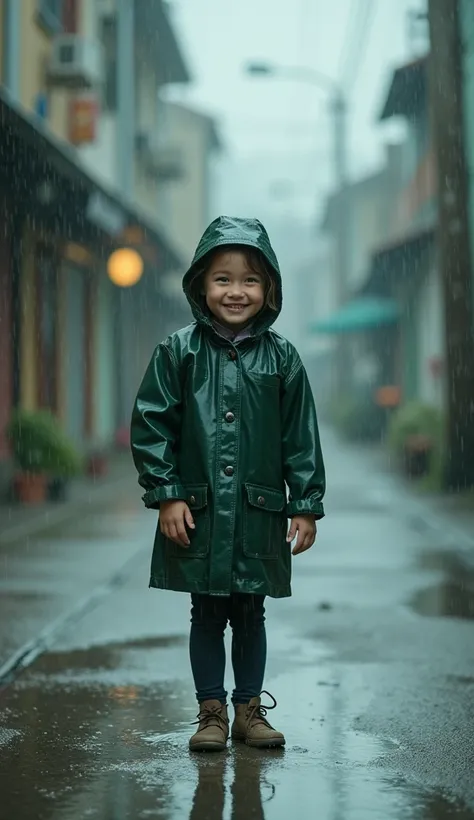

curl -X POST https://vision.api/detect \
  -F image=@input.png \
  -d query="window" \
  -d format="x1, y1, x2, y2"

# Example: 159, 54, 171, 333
101, 17, 117, 112
37, 0, 63, 35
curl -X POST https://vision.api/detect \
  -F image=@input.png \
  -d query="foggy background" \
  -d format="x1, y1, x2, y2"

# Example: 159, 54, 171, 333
166, 0, 427, 345
2, 3, 474, 818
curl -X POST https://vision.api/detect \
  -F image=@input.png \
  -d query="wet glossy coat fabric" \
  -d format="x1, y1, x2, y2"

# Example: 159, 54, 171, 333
131, 216, 325, 598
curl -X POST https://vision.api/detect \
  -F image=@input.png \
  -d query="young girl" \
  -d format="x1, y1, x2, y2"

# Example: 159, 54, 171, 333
131, 216, 325, 752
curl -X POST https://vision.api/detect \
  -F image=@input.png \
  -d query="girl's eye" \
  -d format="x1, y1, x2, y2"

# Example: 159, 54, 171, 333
215, 276, 229, 283
246, 277, 260, 284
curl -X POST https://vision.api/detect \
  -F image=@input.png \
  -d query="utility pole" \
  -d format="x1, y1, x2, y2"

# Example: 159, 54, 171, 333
331, 92, 350, 396
331, 92, 349, 303
246, 62, 351, 395
428, 0, 474, 489
116, 0, 136, 428
2, 0, 21, 101
117, 0, 135, 197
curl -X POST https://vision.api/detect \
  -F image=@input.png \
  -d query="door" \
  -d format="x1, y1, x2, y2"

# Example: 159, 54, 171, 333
65, 264, 86, 444
36, 245, 58, 413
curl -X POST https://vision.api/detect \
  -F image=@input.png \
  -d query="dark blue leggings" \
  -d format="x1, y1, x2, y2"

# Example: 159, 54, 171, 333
189, 593, 267, 705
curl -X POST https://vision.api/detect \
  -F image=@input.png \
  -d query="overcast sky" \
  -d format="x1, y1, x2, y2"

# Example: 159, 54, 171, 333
165, 1, 429, 340
167, 0, 428, 217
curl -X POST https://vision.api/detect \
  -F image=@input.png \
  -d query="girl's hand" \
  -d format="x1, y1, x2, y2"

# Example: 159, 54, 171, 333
287, 514, 317, 556
159, 500, 195, 547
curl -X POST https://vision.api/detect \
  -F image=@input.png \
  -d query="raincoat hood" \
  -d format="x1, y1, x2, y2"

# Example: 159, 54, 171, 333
182, 216, 282, 334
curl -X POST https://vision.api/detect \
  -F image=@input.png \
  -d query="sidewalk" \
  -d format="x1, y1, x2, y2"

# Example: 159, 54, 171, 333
331, 427, 474, 552
0, 452, 154, 680
0, 451, 134, 546
0, 456, 156, 684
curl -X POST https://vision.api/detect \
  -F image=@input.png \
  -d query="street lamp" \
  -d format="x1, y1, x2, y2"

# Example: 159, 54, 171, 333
246, 59, 351, 394
245, 61, 348, 188
107, 247, 144, 287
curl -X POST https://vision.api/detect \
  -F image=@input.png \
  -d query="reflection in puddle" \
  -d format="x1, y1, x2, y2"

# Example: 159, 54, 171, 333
1, 617, 474, 819
411, 552, 474, 620
0, 672, 472, 818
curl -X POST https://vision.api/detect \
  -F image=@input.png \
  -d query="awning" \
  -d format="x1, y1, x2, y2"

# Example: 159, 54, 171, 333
309, 297, 400, 335
379, 55, 428, 121
0, 88, 184, 270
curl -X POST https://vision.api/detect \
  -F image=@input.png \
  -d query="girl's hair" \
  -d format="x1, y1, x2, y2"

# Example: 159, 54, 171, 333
187, 245, 279, 313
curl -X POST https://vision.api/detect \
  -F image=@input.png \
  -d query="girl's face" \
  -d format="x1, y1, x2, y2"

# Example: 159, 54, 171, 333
203, 250, 265, 329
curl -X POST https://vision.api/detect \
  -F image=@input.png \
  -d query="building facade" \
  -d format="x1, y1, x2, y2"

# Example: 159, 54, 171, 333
317, 141, 405, 397
369, 55, 443, 408
0, 0, 212, 495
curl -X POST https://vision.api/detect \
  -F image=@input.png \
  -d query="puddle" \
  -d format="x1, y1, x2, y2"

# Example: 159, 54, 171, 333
2, 548, 474, 818
410, 552, 474, 620
21, 635, 186, 673
1, 648, 474, 818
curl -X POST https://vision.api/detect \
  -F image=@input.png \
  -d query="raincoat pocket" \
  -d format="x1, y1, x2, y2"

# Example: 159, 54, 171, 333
247, 373, 280, 389
243, 483, 286, 560
167, 484, 210, 558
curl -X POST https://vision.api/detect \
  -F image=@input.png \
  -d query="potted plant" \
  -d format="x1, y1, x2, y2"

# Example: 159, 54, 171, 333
46, 433, 83, 502
7, 409, 82, 504
388, 402, 444, 484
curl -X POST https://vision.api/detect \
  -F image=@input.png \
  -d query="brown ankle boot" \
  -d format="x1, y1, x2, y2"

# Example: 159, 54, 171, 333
189, 700, 229, 752
231, 691, 285, 748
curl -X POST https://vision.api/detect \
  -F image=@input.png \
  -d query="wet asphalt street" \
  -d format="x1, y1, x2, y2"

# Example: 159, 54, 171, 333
1, 430, 474, 819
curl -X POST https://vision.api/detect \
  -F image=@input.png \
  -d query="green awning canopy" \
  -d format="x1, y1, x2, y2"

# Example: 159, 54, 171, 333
309, 297, 400, 335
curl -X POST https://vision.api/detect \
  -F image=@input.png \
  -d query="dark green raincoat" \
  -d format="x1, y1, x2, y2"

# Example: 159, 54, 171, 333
131, 216, 325, 598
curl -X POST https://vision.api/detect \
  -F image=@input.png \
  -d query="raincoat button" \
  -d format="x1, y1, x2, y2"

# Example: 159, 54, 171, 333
225, 412, 235, 423
258, 496, 266, 506
228, 350, 237, 360
224, 466, 234, 476
189, 495, 196, 505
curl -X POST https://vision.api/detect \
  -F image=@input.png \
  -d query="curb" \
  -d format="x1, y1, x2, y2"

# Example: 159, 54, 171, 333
0, 540, 149, 688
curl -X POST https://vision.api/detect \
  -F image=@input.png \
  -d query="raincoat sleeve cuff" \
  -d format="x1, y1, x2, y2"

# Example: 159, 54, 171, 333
142, 484, 187, 509
287, 499, 325, 519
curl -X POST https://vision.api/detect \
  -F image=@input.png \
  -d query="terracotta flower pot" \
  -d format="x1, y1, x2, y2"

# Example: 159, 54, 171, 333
14, 472, 48, 504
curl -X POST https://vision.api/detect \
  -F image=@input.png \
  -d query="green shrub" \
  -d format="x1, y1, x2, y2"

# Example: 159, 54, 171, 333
388, 401, 445, 488
7, 409, 83, 477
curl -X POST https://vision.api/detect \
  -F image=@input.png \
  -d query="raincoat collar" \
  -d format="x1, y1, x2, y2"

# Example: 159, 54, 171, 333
212, 319, 255, 343
182, 216, 282, 337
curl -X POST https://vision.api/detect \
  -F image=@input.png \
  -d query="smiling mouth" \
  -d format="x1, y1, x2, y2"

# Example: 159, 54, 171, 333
223, 304, 247, 311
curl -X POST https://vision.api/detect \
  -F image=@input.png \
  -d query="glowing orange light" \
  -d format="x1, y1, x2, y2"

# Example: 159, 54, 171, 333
107, 248, 144, 287
375, 385, 401, 408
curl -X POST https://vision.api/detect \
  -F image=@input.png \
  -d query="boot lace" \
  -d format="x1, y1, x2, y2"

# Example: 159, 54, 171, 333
247, 690, 277, 728
192, 703, 227, 733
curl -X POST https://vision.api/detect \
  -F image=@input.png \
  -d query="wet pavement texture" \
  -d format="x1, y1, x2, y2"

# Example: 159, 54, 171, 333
1, 430, 474, 819
0, 474, 151, 670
